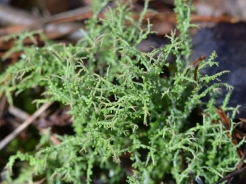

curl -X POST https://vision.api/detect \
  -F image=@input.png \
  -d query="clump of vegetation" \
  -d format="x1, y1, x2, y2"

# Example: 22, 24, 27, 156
0, 0, 241, 183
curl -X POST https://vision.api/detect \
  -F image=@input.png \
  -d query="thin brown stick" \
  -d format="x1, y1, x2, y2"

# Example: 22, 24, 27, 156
138, 11, 243, 24
0, 4, 88, 40
215, 107, 244, 158
8, 105, 61, 145
193, 56, 205, 81
0, 102, 52, 150
215, 165, 246, 184
0, 94, 7, 120
184, 55, 206, 77
215, 107, 231, 130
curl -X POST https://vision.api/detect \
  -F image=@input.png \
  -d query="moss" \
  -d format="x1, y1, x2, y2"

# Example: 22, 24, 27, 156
1, 0, 239, 183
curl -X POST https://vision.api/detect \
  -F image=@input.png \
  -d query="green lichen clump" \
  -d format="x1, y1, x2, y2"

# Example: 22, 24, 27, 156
0, 0, 240, 183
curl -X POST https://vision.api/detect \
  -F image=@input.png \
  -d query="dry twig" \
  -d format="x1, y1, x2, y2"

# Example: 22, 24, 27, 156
8, 105, 61, 145
0, 102, 52, 150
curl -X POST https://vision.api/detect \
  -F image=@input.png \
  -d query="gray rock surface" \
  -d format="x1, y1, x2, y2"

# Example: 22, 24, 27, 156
192, 23, 246, 117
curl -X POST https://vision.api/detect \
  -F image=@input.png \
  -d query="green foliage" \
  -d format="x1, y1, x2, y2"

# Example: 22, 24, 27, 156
0, 0, 240, 183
